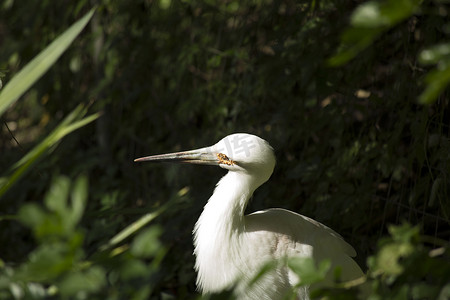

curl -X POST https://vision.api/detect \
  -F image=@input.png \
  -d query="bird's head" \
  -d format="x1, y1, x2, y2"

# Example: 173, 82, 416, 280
135, 133, 276, 184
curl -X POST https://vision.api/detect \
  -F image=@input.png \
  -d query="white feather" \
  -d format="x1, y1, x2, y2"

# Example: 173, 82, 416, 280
136, 133, 364, 299
192, 134, 364, 299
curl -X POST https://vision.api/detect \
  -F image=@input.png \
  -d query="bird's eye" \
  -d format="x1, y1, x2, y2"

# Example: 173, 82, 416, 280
217, 153, 234, 166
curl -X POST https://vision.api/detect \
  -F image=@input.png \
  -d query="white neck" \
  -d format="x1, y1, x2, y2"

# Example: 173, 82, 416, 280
193, 171, 257, 292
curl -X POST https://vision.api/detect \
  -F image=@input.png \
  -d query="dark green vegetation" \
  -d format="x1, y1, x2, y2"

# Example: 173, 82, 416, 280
0, 0, 449, 299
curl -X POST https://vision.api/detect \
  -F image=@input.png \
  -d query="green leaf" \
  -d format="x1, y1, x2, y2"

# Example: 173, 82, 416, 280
388, 223, 420, 243
418, 62, 450, 104
288, 257, 331, 286
130, 227, 163, 258
119, 259, 150, 280
0, 8, 95, 117
419, 43, 450, 65
70, 175, 88, 226
17, 243, 75, 281
369, 224, 419, 277
329, 0, 421, 66
438, 283, 450, 300
328, 27, 382, 66
99, 204, 168, 251
351, 0, 420, 28
0, 106, 100, 197
57, 266, 106, 297
374, 243, 414, 275
18, 204, 46, 229
351, 1, 389, 28
18, 177, 89, 240
44, 177, 71, 215
159, 0, 171, 9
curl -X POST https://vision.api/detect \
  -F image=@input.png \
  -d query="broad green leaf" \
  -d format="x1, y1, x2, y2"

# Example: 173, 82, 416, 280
438, 284, 450, 300
369, 224, 419, 276
119, 259, 150, 280
418, 59, 450, 104
159, 0, 171, 9
57, 266, 106, 297
351, 0, 421, 28
388, 223, 420, 243
18, 203, 64, 239
24, 283, 47, 298
288, 257, 331, 286
130, 227, 163, 258
329, 0, 421, 66
419, 43, 450, 65
45, 177, 71, 215
419, 65, 450, 104
351, 1, 388, 28
70, 175, 88, 226
328, 27, 382, 66
0, 8, 95, 117
373, 242, 413, 275
18, 203, 46, 229
17, 243, 75, 281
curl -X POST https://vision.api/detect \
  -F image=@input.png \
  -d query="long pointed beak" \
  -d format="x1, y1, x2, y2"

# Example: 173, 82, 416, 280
134, 147, 220, 165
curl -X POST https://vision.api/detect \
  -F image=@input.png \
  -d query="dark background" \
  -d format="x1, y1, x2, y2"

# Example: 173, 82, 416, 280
1, 0, 449, 299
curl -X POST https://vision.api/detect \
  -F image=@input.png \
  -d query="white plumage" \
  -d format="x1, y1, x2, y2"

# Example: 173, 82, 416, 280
135, 133, 364, 299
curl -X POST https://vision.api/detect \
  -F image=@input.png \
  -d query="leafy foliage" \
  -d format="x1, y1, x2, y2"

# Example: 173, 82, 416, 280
0, 0, 449, 299
330, 0, 450, 104
1, 175, 166, 299
367, 223, 450, 299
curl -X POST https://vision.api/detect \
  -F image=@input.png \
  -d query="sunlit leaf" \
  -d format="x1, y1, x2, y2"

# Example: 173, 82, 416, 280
70, 175, 88, 226
0, 8, 95, 117
18, 177, 89, 240
0, 8, 98, 197
18, 204, 46, 231
328, 27, 382, 66
288, 257, 331, 286
159, 0, 171, 9
419, 44, 450, 65
369, 224, 419, 277
388, 223, 420, 243
329, 0, 421, 66
45, 177, 71, 215
99, 207, 166, 251
0, 107, 100, 197
351, 1, 388, 28
17, 243, 75, 281
438, 283, 450, 300
374, 243, 414, 275
418, 65, 450, 104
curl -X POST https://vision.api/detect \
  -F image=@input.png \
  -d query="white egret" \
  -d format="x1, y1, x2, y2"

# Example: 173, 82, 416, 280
135, 133, 364, 300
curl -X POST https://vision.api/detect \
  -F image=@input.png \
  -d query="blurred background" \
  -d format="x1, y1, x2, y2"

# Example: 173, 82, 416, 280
0, 0, 449, 299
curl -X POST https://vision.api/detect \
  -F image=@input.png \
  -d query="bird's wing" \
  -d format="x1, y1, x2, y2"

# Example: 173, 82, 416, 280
244, 208, 365, 297
245, 208, 356, 257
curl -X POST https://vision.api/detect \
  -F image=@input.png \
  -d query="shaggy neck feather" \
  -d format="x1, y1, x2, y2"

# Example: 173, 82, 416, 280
193, 171, 257, 292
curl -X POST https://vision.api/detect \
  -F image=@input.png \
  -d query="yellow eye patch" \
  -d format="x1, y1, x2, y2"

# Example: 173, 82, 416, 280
217, 153, 234, 166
